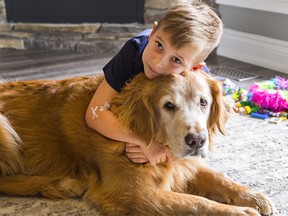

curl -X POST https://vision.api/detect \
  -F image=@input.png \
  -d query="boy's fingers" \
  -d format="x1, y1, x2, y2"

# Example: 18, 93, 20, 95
130, 158, 149, 163
167, 152, 176, 162
149, 160, 156, 166
125, 146, 142, 153
125, 151, 145, 159
160, 155, 166, 163
125, 152, 148, 164
156, 157, 161, 164
126, 143, 139, 147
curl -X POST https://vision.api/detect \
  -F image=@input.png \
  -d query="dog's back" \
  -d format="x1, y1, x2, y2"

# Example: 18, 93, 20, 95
0, 76, 105, 178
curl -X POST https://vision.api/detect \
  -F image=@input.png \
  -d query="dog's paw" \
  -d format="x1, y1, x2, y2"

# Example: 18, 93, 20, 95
57, 178, 88, 198
231, 206, 261, 216
213, 203, 261, 216
234, 190, 274, 216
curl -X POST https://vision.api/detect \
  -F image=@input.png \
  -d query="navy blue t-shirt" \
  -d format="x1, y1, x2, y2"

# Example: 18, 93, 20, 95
103, 29, 210, 92
103, 29, 151, 92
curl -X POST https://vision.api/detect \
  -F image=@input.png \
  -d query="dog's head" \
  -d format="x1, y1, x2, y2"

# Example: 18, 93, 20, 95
112, 71, 229, 159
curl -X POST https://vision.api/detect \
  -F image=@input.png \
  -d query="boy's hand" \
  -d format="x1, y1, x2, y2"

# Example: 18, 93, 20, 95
125, 143, 148, 164
125, 140, 175, 166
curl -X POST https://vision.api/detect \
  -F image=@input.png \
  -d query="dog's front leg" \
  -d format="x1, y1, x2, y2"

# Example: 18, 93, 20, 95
85, 186, 261, 215
128, 190, 264, 216
186, 167, 274, 215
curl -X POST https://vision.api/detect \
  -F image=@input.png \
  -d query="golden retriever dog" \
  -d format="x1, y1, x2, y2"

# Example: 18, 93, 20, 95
0, 71, 273, 215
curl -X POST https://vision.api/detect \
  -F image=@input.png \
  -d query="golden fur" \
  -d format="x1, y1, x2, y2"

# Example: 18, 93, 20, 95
0, 71, 273, 215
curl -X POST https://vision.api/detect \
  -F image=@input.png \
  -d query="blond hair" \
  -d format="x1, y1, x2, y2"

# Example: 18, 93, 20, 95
155, 0, 223, 62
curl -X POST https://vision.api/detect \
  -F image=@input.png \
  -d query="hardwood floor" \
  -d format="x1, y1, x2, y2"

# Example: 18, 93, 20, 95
0, 49, 112, 81
0, 48, 287, 89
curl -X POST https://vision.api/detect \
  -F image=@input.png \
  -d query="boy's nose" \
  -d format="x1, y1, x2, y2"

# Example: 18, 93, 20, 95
154, 56, 166, 69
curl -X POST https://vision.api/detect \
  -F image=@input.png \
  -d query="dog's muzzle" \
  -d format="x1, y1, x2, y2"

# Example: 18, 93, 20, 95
184, 132, 207, 158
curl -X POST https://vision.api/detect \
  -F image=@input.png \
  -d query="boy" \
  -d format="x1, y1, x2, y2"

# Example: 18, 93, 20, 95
85, 0, 223, 166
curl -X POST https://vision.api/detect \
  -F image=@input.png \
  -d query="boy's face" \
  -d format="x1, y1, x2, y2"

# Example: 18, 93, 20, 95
142, 24, 203, 80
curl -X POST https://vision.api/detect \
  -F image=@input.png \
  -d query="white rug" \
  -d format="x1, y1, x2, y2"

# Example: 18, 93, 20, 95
0, 111, 287, 215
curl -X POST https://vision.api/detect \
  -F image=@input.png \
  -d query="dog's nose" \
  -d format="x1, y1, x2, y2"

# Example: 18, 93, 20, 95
185, 132, 206, 149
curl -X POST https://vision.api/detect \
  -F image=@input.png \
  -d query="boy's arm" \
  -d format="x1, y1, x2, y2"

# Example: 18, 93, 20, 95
86, 78, 145, 146
85, 78, 174, 165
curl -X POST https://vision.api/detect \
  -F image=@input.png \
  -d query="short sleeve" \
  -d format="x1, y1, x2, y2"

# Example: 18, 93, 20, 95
103, 41, 138, 92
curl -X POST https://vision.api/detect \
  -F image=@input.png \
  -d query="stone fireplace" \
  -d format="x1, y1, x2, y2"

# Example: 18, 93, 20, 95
0, 0, 218, 52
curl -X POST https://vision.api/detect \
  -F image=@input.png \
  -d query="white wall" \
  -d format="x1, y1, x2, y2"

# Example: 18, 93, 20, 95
216, 0, 288, 15
216, 0, 288, 73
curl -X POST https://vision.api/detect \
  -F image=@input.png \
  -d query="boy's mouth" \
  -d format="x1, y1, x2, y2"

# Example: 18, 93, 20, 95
149, 65, 160, 75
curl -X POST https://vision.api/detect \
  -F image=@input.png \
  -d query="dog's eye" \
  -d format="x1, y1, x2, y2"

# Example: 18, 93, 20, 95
164, 102, 175, 111
200, 99, 207, 107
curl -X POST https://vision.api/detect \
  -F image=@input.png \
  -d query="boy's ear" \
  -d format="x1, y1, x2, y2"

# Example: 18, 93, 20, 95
148, 21, 158, 40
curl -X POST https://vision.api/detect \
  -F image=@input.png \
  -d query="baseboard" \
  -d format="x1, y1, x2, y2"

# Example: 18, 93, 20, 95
217, 28, 288, 74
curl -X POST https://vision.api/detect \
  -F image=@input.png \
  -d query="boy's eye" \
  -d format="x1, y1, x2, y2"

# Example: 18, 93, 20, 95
171, 56, 181, 64
156, 41, 163, 51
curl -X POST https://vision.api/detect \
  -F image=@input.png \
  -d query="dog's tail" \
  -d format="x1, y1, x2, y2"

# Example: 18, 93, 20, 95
0, 113, 23, 176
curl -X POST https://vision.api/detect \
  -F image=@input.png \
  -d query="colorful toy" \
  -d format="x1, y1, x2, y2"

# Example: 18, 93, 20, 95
244, 106, 252, 114
269, 117, 283, 124
233, 100, 258, 115
233, 88, 247, 101
232, 76, 288, 124
248, 76, 288, 112
221, 78, 238, 95
250, 112, 269, 120
257, 109, 287, 117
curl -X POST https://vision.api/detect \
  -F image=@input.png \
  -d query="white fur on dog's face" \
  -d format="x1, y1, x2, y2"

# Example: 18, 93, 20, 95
158, 73, 212, 159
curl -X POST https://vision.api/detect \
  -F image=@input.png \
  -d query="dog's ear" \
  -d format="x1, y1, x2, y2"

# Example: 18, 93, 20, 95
207, 77, 231, 136
111, 74, 156, 145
